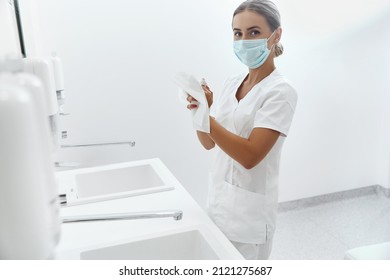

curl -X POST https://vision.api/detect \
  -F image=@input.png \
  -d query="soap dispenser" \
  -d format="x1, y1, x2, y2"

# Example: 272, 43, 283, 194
0, 58, 60, 259
23, 56, 60, 152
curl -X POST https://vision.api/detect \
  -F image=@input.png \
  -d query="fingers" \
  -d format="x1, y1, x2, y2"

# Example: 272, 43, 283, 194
186, 94, 197, 103
202, 84, 213, 95
201, 85, 213, 108
186, 85, 213, 110
187, 103, 198, 110
186, 94, 198, 110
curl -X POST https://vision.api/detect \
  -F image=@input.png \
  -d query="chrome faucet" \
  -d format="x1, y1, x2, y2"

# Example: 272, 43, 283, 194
61, 141, 136, 148
62, 210, 183, 223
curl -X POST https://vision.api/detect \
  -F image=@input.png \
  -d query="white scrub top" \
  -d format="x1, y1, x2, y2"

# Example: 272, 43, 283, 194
207, 69, 297, 244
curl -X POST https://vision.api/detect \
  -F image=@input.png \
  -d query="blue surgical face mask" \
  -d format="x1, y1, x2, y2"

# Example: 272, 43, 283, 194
233, 31, 276, 69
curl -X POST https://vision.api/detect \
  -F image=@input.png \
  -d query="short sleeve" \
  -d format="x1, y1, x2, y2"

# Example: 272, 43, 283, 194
253, 82, 297, 137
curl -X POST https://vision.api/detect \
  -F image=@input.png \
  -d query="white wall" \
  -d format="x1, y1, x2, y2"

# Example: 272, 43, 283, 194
385, 29, 390, 190
32, 0, 390, 206
0, 0, 21, 56
277, 6, 390, 201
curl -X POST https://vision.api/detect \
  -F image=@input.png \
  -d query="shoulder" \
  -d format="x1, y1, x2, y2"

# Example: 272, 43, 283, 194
266, 71, 298, 109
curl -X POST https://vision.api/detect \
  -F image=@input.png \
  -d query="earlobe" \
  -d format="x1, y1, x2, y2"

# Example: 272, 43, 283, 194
273, 36, 279, 45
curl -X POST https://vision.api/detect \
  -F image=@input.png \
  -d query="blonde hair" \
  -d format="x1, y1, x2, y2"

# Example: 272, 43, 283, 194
234, 0, 284, 57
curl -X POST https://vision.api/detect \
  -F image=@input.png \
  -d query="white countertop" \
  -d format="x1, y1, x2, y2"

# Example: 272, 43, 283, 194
54, 158, 243, 259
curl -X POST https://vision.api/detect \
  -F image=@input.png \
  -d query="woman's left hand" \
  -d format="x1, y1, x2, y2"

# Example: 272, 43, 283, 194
202, 84, 213, 108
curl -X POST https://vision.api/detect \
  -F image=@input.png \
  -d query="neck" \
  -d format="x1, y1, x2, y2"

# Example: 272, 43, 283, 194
246, 55, 276, 85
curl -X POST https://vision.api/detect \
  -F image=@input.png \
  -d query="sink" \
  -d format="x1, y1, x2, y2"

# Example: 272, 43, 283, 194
56, 226, 243, 260
81, 229, 219, 260
79, 226, 240, 260
57, 160, 174, 206
75, 164, 165, 198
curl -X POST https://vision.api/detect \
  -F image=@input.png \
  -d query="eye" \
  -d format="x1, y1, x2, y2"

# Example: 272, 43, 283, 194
233, 31, 242, 38
250, 30, 260, 37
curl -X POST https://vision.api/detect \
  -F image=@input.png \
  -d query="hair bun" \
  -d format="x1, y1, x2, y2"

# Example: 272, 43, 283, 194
274, 42, 284, 57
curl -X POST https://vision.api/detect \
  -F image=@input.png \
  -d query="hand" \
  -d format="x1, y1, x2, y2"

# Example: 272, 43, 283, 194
202, 84, 213, 108
186, 94, 198, 110
186, 84, 213, 110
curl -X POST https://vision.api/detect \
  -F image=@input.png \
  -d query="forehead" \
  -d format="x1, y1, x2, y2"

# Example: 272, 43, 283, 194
232, 10, 269, 30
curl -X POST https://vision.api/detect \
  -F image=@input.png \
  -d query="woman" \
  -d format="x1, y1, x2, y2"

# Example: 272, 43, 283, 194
187, 0, 297, 259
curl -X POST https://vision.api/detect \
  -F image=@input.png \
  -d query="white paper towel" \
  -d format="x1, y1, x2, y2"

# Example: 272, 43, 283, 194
173, 72, 210, 133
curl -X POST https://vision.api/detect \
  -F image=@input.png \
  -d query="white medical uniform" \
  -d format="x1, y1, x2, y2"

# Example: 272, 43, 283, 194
207, 69, 297, 259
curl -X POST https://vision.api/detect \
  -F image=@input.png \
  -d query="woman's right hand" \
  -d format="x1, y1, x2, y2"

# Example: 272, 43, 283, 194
186, 94, 198, 110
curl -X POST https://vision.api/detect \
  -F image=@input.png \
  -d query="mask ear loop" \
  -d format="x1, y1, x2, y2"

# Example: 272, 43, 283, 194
267, 29, 278, 52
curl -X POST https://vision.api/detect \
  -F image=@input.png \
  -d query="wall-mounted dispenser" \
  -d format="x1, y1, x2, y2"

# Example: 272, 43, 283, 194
0, 58, 60, 259
23, 56, 60, 152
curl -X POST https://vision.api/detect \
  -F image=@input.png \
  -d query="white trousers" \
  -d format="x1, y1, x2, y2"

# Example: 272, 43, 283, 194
230, 235, 274, 260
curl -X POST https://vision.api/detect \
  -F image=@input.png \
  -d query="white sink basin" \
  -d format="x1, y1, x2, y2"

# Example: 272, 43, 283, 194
74, 225, 243, 260
80, 229, 220, 260
57, 160, 174, 206
57, 225, 243, 260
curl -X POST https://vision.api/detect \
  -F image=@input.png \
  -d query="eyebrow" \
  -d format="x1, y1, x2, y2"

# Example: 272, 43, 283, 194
233, 26, 262, 31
